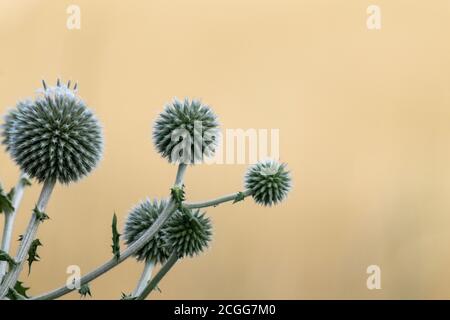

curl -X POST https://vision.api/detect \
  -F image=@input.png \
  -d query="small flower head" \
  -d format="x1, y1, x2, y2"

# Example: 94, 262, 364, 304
1, 79, 103, 184
164, 208, 212, 258
153, 98, 220, 164
123, 199, 170, 264
245, 160, 291, 206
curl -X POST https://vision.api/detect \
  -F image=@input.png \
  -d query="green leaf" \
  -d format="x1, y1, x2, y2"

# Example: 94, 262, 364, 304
0, 185, 14, 214
120, 292, 136, 300
171, 185, 185, 207
111, 213, 121, 261
33, 206, 49, 222
233, 191, 246, 204
0, 250, 17, 269
27, 239, 43, 275
6, 288, 26, 300
78, 283, 92, 298
6, 281, 30, 299
7, 187, 15, 202
20, 177, 32, 187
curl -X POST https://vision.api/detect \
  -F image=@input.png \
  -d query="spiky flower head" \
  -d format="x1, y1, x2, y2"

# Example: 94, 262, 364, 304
153, 98, 220, 164
123, 199, 170, 264
1, 79, 103, 184
164, 209, 212, 258
245, 160, 291, 206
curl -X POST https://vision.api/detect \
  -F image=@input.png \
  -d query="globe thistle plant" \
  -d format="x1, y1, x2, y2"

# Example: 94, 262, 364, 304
164, 209, 212, 258
1, 79, 103, 184
153, 98, 219, 164
245, 160, 291, 206
123, 199, 170, 264
0, 89, 292, 300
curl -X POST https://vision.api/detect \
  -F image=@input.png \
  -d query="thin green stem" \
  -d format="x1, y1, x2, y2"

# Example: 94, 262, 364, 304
132, 259, 154, 297
185, 189, 253, 209
137, 252, 178, 300
0, 178, 55, 298
32, 164, 187, 300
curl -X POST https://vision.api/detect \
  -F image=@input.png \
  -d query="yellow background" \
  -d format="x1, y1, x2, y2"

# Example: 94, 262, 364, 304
1, 0, 450, 299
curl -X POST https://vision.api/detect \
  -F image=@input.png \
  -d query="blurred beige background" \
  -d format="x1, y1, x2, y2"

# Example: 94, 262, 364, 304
0, 0, 450, 299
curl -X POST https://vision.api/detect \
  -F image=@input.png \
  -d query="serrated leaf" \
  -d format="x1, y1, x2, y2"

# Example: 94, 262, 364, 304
233, 191, 246, 204
111, 213, 121, 261
27, 239, 43, 275
120, 292, 136, 300
0, 185, 14, 214
6, 288, 26, 300
8, 281, 30, 299
33, 206, 49, 222
78, 283, 92, 298
7, 187, 15, 202
20, 177, 32, 187
171, 185, 185, 207
0, 250, 17, 269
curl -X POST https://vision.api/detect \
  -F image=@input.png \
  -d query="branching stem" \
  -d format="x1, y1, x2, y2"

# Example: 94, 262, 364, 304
0, 178, 55, 298
32, 164, 187, 300
0, 173, 29, 282
137, 252, 178, 300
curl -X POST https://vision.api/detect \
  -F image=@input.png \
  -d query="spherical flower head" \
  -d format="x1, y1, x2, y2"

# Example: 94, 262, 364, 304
164, 208, 212, 258
123, 199, 170, 264
245, 160, 291, 206
153, 98, 220, 164
1, 80, 103, 184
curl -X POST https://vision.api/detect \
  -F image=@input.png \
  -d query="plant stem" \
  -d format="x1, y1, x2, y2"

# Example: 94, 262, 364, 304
0, 173, 29, 282
137, 252, 178, 300
31, 164, 187, 300
185, 189, 253, 209
132, 260, 154, 297
0, 178, 55, 298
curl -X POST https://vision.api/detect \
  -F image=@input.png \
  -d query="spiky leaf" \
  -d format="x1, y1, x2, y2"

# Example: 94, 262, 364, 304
233, 191, 246, 204
111, 213, 121, 261
0, 185, 14, 214
79, 283, 92, 298
27, 239, 42, 274
120, 292, 136, 300
171, 185, 185, 207
6, 281, 30, 300
0, 250, 17, 269
6, 288, 26, 300
33, 206, 49, 222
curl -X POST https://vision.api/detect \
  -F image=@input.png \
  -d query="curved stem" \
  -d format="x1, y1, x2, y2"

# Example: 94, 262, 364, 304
185, 189, 252, 209
0, 173, 30, 281
132, 260, 154, 297
32, 164, 187, 300
137, 252, 178, 300
0, 178, 55, 298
